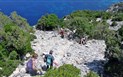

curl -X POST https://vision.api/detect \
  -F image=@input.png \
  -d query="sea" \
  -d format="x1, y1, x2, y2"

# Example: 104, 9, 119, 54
0, 0, 123, 25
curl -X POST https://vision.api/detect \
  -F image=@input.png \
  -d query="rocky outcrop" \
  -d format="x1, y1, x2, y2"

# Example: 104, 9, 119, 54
10, 30, 106, 77
107, 2, 123, 13
107, 19, 123, 30
32, 30, 106, 76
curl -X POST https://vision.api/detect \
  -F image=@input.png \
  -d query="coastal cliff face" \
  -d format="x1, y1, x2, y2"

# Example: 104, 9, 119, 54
2, 2, 123, 77
107, 2, 123, 13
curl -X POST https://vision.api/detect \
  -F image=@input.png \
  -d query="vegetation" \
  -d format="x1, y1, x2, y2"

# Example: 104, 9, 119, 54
62, 10, 112, 39
36, 14, 59, 30
84, 71, 100, 77
0, 2, 123, 76
35, 9, 122, 77
66, 10, 123, 77
0, 12, 34, 76
35, 9, 123, 77
110, 21, 117, 26
63, 10, 123, 77
104, 26, 123, 77
43, 64, 81, 77
10, 11, 34, 33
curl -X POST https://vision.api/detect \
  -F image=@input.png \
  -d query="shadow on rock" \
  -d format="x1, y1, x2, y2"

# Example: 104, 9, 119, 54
41, 65, 47, 71
84, 60, 106, 76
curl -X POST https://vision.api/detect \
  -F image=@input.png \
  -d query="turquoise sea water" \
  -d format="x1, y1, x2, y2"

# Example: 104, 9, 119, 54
0, 0, 122, 25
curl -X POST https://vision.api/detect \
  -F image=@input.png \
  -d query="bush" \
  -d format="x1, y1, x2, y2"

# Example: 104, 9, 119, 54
84, 71, 100, 77
36, 14, 59, 30
104, 59, 123, 77
3, 23, 33, 56
62, 10, 123, 77
118, 26, 123, 38
0, 12, 34, 76
9, 50, 18, 60
104, 22, 123, 77
0, 60, 20, 77
43, 64, 81, 77
110, 21, 117, 26
112, 17, 123, 21
10, 11, 33, 32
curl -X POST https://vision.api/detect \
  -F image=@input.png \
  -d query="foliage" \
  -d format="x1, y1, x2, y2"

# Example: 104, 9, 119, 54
111, 21, 117, 26
61, 10, 123, 77
67, 10, 111, 20
9, 50, 18, 60
63, 10, 113, 40
118, 25, 123, 39
84, 71, 100, 77
3, 23, 32, 56
63, 17, 94, 38
104, 25, 123, 77
104, 59, 123, 77
0, 12, 34, 76
0, 12, 12, 28
103, 2, 123, 76
43, 64, 81, 77
36, 14, 59, 30
10, 11, 34, 32
0, 60, 20, 77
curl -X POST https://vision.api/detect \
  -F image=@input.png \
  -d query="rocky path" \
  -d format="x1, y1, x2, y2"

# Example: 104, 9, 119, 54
10, 30, 106, 77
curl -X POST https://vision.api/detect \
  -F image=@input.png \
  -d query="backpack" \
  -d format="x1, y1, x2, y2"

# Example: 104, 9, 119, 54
45, 55, 53, 65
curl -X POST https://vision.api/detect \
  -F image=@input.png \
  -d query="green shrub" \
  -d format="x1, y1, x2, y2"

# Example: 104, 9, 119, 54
3, 23, 33, 56
118, 26, 123, 38
84, 71, 100, 77
10, 11, 33, 32
110, 21, 117, 26
43, 64, 81, 77
112, 17, 123, 21
0, 60, 20, 77
104, 59, 123, 77
36, 14, 59, 30
61, 10, 123, 77
9, 50, 18, 60
0, 12, 12, 27
104, 22, 123, 77
30, 34, 37, 41
0, 12, 34, 76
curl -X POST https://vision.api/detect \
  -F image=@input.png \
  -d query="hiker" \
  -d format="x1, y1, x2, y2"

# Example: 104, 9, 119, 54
26, 53, 41, 76
44, 50, 58, 69
80, 34, 88, 45
68, 29, 76, 40
59, 28, 64, 38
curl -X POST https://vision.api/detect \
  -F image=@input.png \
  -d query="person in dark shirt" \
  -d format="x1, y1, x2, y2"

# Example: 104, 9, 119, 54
44, 50, 58, 69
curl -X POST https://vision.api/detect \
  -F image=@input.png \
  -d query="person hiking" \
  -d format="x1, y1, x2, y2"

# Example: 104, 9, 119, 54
26, 53, 40, 76
44, 50, 58, 69
59, 28, 64, 38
